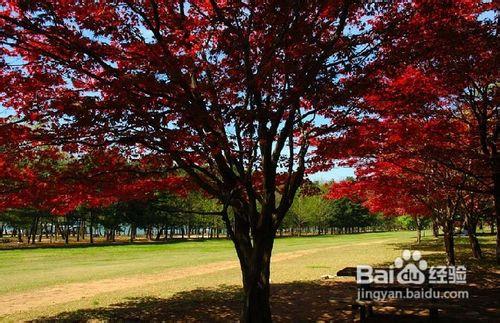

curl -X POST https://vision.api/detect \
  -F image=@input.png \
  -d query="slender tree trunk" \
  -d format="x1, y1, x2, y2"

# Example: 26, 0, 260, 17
49, 221, 54, 242
130, 224, 136, 242
89, 211, 94, 244
44, 222, 49, 239
38, 221, 44, 242
30, 216, 39, 245
17, 228, 23, 243
493, 162, 500, 264
443, 219, 455, 266
81, 218, 85, 240
76, 218, 81, 242
465, 216, 482, 260
155, 227, 161, 241
432, 217, 439, 238
65, 222, 70, 244
416, 216, 422, 244
467, 229, 482, 260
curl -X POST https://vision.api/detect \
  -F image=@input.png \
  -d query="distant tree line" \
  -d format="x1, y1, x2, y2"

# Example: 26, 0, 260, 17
0, 184, 442, 245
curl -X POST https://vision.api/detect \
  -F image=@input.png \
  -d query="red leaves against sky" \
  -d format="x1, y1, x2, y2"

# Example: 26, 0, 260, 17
325, 0, 496, 217
0, 0, 496, 216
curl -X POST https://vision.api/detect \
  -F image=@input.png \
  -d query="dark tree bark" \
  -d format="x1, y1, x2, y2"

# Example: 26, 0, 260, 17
163, 226, 168, 241
443, 219, 455, 266
241, 239, 273, 323
464, 212, 482, 260
130, 223, 137, 242
494, 163, 500, 264
65, 223, 70, 244
76, 218, 81, 242
229, 211, 275, 323
416, 216, 422, 244
432, 218, 439, 238
89, 211, 94, 244
467, 227, 482, 260
17, 228, 23, 243
29, 216, 39, 245
38, 222, 44, 242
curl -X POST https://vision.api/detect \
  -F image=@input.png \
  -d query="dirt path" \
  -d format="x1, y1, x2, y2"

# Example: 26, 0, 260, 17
0, 240, 390, 316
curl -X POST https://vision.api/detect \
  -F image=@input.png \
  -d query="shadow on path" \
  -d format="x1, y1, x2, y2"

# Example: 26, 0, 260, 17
32, 278, 499, 322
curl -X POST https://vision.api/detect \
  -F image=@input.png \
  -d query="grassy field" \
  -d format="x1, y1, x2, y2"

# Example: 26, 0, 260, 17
0, 231, 497, 321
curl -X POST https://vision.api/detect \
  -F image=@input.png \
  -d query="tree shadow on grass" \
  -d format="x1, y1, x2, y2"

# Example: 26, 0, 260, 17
31, 281, 354, 322
31, 278, 499, 322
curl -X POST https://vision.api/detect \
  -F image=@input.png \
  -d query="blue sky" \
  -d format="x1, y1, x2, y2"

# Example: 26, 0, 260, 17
0, 101, 355, 182
0, 17, 359, 183
308, 167, 354, 183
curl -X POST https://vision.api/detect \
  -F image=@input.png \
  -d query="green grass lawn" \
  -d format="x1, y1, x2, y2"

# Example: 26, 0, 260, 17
0, 231, 496, 321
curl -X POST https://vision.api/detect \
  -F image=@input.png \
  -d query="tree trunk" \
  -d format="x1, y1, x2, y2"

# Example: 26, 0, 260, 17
30, 216, 39, 245
65, 223, 70, 244
89, 211, 94, 244
416, 216, 422, 244
240, 237, 273, 323
443, 219, 455, 266
432, 217, 439, 238
464, 215, 482, 260
494, 163, 500, 264
468, 230, 482, 260
76, 218, 81, 242
130, 224, 137, 242
17, 228, 23, 243
38, 222, 44, 242
221, 206, 275, 323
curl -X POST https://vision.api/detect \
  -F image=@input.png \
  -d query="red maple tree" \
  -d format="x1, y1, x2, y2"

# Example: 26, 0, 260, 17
323, 0, 497, 264
1, 0, 496, 319
0, 1, 380, 319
